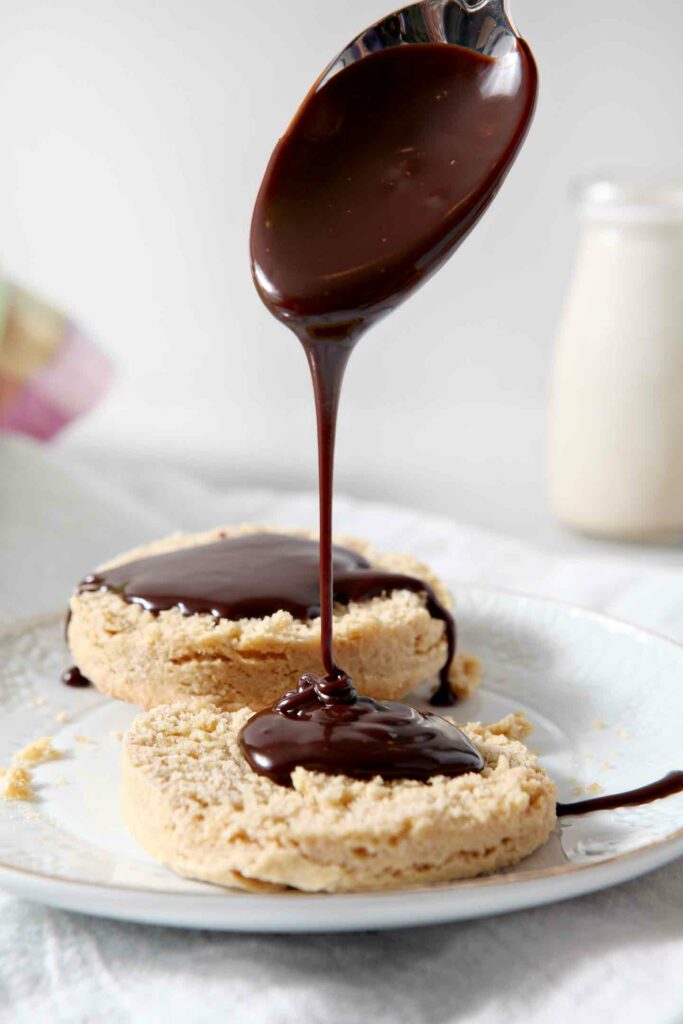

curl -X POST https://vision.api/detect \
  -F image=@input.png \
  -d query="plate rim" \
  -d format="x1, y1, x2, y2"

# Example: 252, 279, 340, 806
2, 831, 683, 932
1, 586, 682, 927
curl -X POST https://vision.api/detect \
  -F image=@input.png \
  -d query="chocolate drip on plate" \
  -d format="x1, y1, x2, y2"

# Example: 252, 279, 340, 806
61, 666, 91, 688
557, 771, 683, 817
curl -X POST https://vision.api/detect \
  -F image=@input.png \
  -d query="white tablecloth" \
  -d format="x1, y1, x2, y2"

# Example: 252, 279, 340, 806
1, 436, 682, 1024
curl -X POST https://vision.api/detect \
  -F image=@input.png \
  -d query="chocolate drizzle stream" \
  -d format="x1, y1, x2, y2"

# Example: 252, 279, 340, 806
238, 38, 538, 784
557, 771, 683, 817
250, 39, 535, 685
298, 335, 456, 705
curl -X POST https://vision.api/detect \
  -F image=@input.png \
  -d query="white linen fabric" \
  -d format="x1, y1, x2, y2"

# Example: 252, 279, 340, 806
1, 436, 681, 1024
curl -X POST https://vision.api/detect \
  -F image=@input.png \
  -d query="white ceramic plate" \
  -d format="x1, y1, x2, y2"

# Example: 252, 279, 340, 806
1, 585, 682, 932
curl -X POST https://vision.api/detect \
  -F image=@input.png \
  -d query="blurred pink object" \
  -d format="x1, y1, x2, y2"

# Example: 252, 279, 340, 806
0, 281, 113, 441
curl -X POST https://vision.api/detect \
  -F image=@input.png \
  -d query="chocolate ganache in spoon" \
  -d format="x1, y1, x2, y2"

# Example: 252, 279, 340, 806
239, 2, 538, 785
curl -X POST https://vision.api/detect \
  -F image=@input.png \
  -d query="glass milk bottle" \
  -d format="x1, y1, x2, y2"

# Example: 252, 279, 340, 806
549, 179, 683, 540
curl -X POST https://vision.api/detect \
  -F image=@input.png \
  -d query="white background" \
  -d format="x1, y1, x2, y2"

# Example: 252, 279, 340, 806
0, 0, 681, 546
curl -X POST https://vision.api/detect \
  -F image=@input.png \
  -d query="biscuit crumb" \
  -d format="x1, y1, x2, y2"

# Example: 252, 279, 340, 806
483, 712, 533, 742
592, 719, 607, 730
617, 729, 631, 739
53, 775, 69, 787
572, 786, 585, 796
31, 695, 46, 708
599, 761, 614, 772
587, 783, 604, 795
56, 711, 69, 724
1, 766, 34, 801
110, 730, 124, 742
13, 737, 61, 767
75, 735, 96, 745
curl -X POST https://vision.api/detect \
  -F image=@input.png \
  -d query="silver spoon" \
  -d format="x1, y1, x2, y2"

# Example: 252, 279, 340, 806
251, 0, 537, 327
318, 0, 532, 91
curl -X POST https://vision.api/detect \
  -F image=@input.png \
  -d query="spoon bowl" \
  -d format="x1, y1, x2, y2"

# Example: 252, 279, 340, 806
251, 0, 537, 334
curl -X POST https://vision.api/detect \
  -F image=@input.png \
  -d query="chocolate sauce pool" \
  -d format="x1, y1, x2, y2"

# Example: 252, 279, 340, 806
240, 38, 538, 783
79, 534, 372, 620
240, 674, 484, 786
